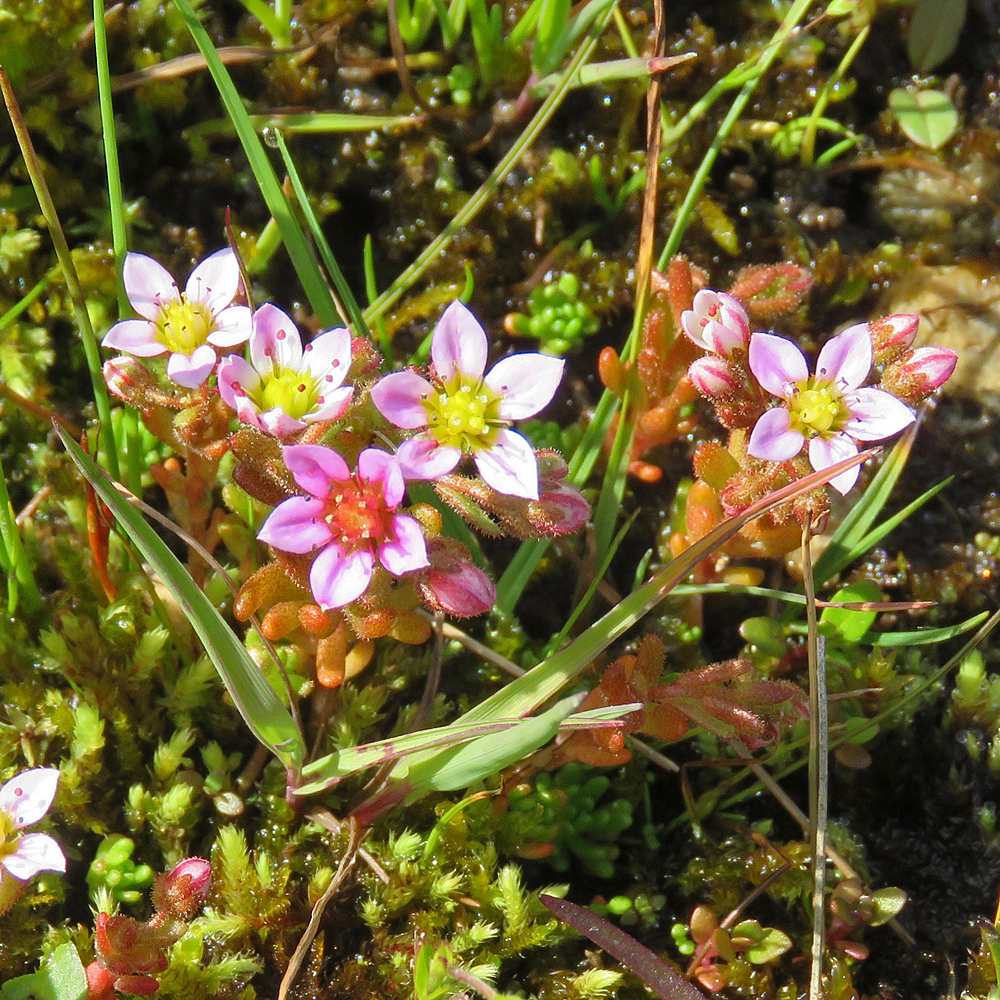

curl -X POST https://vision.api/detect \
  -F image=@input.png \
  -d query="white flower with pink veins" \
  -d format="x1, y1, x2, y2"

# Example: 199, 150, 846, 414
217, 304, 354, 437
102, 249, 251, 388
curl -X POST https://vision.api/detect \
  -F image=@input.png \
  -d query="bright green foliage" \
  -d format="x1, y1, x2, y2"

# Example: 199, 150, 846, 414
499, 763, 634, 879
506, 273, 600, 356
86, 834, 155, 906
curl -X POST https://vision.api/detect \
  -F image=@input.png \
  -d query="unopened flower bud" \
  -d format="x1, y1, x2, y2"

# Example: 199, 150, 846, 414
532, 480, 590, 535
688, 355, 740, 398
880, 346, 957, 402
103, 356, 177, 409
421, 538, 496, 617
869, 313, 919, 364
151, 857, 212, 919
423, 562, 496, 617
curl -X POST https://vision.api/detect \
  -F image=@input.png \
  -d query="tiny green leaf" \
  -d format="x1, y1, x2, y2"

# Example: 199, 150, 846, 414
0, 943, 88, 1000
907, 0, 967, 72
869, 887, 908, 926
889, 88, 958, 150
820, 581, 881, 645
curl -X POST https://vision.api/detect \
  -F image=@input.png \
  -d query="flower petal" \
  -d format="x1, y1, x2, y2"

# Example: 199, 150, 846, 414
257, 408, 307, 438
282, 444, 349, 497
747, 406, 805, 461
123, 252, 179, 321
303, 327, 352, 385
431, 301, 488, 380
370, 371, 434, 429
0, 769, 59, 827
842, 387, 915, 441
748, 333, 808, 398
1, 833, 66, 881
357, 449, 404, 507
185, 247, 240, 313
378, 514, 429, 576
250, 304, 303, 372
166, 344, 217, 388
306, 385, 354, 424
257, 496, 333, 553
808, 434, 860, 495
216, 355, 260, 412
310, 543, 374, 609
207, 305, 253, 348
485, 353, 564, 419
816, 323, 872, 392
101, 319, 165, 357
474, 429, 539, 499
396, 435, 461, 480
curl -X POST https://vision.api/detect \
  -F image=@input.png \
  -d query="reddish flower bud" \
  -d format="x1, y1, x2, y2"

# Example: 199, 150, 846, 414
868, 313, 919, 364
424, 562, 496, 617
532, 480, 590, 535
152, 857, 212, 919
688, 355, 740, 399
880, 346, 958, 402
102, 357, 178, 410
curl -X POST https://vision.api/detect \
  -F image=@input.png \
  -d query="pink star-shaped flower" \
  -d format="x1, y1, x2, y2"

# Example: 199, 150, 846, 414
258, 445, 429, 609
370, 301, 564, 500
217, 304, 354, 437
746, 325, 915, 494
102, 249, 251, 388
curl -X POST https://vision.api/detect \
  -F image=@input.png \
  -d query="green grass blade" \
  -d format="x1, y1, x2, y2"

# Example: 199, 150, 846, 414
362, 0, 619, 324
57, 426, 305, 771
172, 0, 339, 328
296, 699, 629, 796
269, 128, 369, 338
823, 477, 951, 582
0, 69, 119, 482
811, 425, 918, 585
185, 111, 424, 139
92, 0, 129, 318
861, 611, 989, 647
495, 388, 618, 614
397, 450, 875, 795
0, 452, 41, 614
545, 512, 636, 655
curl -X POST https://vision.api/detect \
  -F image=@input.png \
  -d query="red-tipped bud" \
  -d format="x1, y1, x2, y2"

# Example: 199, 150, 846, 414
152, 857, 212, 919
424, 562, 496, 617
533, 480, 590, 534
102, 357, 178, 409
869, 313, 919, 364
881, 346, 958, 402
688, 355, 740, 398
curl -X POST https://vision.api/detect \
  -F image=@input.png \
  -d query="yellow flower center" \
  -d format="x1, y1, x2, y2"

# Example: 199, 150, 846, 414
422, 376, 503, 451
154, 297, 216, 355
255, 369, 321, 420
787, 380, 850, 438
0, 809, 17, 861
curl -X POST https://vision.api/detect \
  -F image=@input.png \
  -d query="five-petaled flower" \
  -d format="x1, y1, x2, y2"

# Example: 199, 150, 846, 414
746, 325, 915, 494
0, 768, 65, 914
258, 445, 429, 609
217, 304, 354, 437
680, 290, 752, 357
370, 301, 564, 500
102, 249, 251, 388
